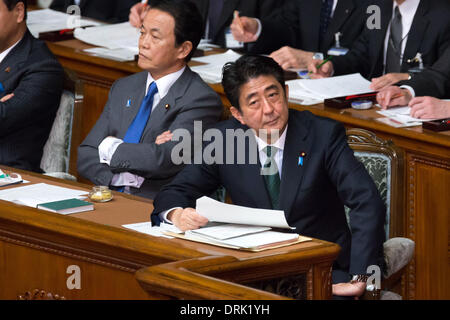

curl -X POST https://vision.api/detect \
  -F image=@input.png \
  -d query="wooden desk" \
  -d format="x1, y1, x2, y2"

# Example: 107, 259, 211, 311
46, 40, 450, 299
0, 167, 339, 300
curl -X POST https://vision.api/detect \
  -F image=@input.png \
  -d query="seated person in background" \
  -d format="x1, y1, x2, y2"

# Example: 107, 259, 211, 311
377, 45, 450, 113
0, 0, 63, 172
77, 0, 223, 199
151, 55, 386, 299
50, 0, 139, 23
231, 0, 369, 70
308, 0, 450, 91
129, 0, 285, 48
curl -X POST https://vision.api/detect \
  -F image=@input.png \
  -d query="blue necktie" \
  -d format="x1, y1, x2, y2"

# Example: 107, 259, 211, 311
319, 0, 334, 45
123, 81, 158, 143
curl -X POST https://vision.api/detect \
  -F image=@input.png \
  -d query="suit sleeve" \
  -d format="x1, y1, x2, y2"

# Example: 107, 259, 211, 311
109, 85, 223, 179
77, 82, 117, 186
324, 122, 386, 275
150, 159, 221, 226
0, 58, 63, 138
248, 1, 299, 54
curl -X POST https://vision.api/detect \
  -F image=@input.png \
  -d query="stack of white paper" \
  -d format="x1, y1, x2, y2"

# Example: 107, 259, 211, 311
377, 106, 426, 127
74, 22, 140, 58
286, 73, 373, 105
0, 183, 88, 208
122, 222, 175, 239
27, 9, 101, 38
191, 50, 242, 83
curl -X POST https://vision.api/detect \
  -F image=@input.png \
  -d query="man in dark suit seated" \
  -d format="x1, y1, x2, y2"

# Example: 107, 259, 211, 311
0, 0, 63, 172
151, 55, 386, 299
230, 0, 368, 70
309, 0, 450, 91
77, 0, 223, 199
50, 0, 140, 23
376, 45, 450, 115
129, 0, 285, 48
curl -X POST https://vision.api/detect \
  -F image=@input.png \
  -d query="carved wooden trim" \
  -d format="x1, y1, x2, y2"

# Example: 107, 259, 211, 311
247, 274, 307, 300
307, 268, 313, 300
0, 231, 140, 273
18, 289, 66, 300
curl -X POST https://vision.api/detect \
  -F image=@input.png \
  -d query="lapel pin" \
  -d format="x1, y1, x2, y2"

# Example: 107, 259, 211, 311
126, 99, 131, 107
165, 104, 170, 110
5, 67, 11, 73
298, 152, 306, 166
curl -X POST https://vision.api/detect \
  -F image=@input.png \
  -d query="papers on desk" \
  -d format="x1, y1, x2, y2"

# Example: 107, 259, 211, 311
27, 9, 101, 38
122, 222, 175, 239
376, 106, 427, 127
286, 73, 373, 105
0, 183, 88, 209
191, 50, 242, 83
74, 22, 140, 61
196, 196, 294, 229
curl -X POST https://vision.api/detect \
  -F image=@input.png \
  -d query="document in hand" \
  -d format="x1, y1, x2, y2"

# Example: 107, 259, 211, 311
163, 197, 311, 251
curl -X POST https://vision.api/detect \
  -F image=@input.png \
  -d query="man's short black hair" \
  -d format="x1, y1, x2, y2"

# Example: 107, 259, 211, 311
3, 0, 27, 19
222, 55, 286, 111
149, 0, 203, 62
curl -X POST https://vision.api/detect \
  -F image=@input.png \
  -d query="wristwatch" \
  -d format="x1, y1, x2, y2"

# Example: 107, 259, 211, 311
313, 52, 324, 60
350, 274, 369, 284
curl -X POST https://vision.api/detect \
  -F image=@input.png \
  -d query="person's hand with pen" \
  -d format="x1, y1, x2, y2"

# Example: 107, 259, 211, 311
307, 57, 334, 78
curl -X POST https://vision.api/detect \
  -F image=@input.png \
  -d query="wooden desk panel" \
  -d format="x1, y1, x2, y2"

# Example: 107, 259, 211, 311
46, 40, 450, 299
0, 167, 339, 300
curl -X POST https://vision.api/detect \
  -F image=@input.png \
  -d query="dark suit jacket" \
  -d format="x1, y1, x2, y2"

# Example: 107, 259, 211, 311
193, 0, 285, 48
333, 0, 450, 80
0, 30, 63, 172
249, 0, 368, 55
50, 0, 139, 23
77, 67, 223, 199
151, 110, 386, 276
398, 45, 450, 99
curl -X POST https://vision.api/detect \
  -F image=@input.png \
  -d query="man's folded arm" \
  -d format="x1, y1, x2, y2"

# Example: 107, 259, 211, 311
0, 59, 63, 137
324, 123, 386, 275
109, 93, 223, 179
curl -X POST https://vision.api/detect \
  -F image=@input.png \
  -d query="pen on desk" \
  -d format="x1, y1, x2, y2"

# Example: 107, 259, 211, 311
308, 56, 333, 75
441, 119, 450, 124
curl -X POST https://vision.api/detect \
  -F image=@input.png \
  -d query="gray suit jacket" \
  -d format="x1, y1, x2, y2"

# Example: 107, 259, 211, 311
77, 67, 223, 199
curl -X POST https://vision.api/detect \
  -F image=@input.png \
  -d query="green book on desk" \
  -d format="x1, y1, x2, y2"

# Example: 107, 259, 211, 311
37, 198, 94, 215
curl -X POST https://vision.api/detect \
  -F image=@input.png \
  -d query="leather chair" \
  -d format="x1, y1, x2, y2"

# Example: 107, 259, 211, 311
40, 69, 83, 181
346, 128, 415, 300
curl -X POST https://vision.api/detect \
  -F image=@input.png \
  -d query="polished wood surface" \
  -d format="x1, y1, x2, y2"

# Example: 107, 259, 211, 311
0, 166, 339, 300
45, 40, 450, 299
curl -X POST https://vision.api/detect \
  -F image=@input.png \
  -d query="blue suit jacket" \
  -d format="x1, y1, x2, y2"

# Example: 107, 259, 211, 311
0, 30, 63, 172
151, 109, 386, 276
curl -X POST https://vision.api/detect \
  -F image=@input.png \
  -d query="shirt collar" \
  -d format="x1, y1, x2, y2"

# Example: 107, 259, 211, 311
254, 124, 288, 154
0, 38, 22, 64
146, 66, 186, 98
394, 0, 420, 17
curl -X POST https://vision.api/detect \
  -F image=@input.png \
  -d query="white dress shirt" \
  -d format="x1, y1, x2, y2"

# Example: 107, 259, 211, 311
383, 0, 421, 72
98, 66, 186, 190
159, 125, 289, 224
0, 38, 21, 64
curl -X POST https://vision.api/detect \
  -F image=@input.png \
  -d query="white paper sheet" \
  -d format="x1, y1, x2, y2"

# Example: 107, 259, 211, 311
195, 196, 294, 229
286, 79, 324, 105
83, 47, 137, 62
219, 231, 299, 249
122, 222, 175, 239
191, 50, 242, 83
0, 183, 88, 208
27, 9, 101, 38
190, 223, 271, 240
290, 73, 373, 100
377, 106, 436, 123
74, 22, 140, 53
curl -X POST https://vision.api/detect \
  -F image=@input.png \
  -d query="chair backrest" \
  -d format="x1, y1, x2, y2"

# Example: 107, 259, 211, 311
345, 128, 405, 240
40, 69, 83, 177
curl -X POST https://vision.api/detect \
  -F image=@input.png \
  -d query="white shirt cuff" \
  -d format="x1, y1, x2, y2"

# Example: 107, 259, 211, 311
400, 85, 416, 99
110, 172, 145, 188
255, 18, 262, 40
159, 207, 182, 224
98, 137, 123, 165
